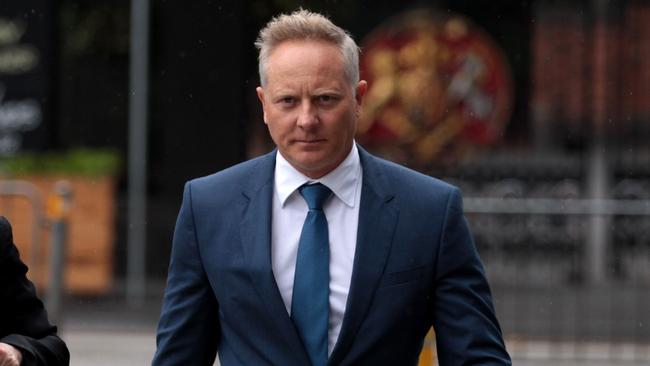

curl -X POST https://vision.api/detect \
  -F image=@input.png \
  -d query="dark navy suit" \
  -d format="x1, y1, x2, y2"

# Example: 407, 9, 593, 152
153, 147, 510, 365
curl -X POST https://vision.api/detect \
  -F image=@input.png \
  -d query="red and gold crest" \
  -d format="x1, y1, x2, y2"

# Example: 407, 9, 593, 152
357, 9, 513, 166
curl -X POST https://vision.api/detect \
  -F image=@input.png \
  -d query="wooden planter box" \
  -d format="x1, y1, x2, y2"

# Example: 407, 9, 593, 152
1, 175, 115, 295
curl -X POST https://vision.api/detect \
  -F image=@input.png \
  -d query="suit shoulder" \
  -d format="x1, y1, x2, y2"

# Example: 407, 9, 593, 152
186, 151, 275, 194
364, 154, 462, 218
0, 216, 12, 250
0, 216, 10, 231
370, 154, 457, 194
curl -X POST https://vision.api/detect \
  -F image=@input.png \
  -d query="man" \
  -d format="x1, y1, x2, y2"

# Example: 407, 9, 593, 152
0, 216, 70, 366
153, 9, 510, 366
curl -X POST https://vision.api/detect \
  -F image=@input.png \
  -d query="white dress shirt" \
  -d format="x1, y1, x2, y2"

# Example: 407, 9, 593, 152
271, 143, 362, 355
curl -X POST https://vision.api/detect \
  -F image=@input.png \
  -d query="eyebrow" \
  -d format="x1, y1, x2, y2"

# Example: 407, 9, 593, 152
269, 87, 345, 96
312, 88, 343, 95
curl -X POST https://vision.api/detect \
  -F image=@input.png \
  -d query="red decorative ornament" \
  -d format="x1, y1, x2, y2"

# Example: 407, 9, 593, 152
357, 9, 513, 165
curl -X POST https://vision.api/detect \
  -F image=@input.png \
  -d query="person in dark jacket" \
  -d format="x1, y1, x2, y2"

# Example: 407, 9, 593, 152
0, 216, 70, 366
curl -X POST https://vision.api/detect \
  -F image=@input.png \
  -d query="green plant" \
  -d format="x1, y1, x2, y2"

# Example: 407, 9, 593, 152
0, 149, 120, 177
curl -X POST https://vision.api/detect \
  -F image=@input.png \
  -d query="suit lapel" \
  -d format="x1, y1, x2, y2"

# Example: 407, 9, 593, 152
239, 151, 311, 365
329, 147, 399, 365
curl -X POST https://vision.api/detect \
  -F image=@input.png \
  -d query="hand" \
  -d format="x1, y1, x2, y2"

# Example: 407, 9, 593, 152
0, 342, 22, 366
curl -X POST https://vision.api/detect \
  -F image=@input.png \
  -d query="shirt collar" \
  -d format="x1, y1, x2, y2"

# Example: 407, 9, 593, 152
274, 143, 361, 208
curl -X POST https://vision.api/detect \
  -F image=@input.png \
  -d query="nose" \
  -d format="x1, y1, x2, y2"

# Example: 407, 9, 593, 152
296, 100, 319, 129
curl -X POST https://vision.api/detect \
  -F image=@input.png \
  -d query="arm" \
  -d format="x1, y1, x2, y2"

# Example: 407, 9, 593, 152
432, 189, 511, 365
152, 183, 220, 366
0, 217, 70, 366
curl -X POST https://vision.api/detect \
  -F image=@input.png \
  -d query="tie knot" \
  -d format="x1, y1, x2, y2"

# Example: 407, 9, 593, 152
299, 183, 332, 211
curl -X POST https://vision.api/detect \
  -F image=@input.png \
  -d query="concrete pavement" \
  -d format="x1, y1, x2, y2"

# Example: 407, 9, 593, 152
56, 283, 650, 366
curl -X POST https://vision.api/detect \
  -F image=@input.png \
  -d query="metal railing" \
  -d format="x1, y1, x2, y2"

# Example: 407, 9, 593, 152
464, 197, 650, 216
461, 195, 650, 363
0, 179, 46, 270
0, 179, 72, 327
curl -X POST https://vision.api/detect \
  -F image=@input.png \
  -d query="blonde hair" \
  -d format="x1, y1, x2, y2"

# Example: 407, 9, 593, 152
255, 9, 360, 87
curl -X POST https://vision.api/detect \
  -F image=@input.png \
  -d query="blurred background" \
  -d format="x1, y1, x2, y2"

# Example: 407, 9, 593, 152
1, 0, 649, 365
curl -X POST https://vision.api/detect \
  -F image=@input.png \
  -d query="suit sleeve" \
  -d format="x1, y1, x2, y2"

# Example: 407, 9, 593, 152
432, 188, 511, 365
152, 182, 220, 366
0, 217, 70, 366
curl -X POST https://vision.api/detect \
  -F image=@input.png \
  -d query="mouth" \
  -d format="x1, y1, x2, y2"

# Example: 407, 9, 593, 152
294, 139, 326, 144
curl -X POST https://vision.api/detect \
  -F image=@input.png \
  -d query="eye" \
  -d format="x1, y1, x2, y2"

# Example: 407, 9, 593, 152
276, 96, 296, 106
316, 94, 338, 105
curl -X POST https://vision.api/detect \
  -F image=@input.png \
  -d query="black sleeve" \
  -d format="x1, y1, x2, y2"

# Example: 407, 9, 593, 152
0, 216, 70, 366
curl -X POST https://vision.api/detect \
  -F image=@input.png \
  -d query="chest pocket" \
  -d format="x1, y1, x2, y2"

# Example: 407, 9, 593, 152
378, 265, 427, 288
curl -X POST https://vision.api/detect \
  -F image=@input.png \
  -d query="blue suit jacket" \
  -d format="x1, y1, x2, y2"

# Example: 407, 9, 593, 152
153, 147, 510, 366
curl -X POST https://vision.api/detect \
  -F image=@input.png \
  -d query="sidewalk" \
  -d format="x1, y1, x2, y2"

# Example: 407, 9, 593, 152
63, 325, 649, 366
58, 282, 165, 366
63, 329, 156, 366
56, 283, 649, 366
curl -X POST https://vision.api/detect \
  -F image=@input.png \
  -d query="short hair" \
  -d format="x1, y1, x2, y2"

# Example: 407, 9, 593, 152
255, 9, 360, 88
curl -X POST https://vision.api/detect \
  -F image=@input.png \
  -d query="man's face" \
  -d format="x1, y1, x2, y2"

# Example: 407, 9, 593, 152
257, 40, 367, 179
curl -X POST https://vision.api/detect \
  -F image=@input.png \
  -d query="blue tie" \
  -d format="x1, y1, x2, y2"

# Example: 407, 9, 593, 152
292, 183, 332, 366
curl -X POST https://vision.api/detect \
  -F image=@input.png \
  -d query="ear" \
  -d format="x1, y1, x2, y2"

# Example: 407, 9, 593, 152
256, 86, 268, 124
355, 80, 368, 111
